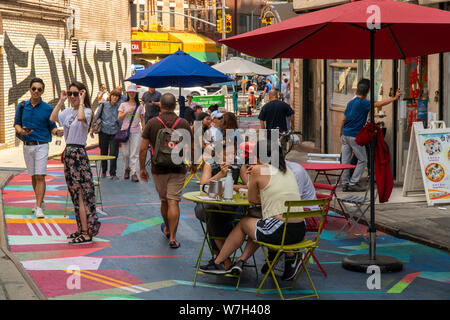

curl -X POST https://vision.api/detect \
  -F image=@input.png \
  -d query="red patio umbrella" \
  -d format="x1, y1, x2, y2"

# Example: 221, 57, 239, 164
220, 0, 450, 272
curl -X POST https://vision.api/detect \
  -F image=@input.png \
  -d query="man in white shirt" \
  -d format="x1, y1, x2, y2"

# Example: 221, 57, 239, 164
203, 110, 224, 148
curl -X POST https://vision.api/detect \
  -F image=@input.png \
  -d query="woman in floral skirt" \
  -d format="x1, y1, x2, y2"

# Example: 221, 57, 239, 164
50, 81, 101, 244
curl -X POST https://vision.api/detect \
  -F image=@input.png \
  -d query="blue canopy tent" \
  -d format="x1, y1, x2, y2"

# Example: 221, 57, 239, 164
127, 50, 232, 90
127, 50, 232, 116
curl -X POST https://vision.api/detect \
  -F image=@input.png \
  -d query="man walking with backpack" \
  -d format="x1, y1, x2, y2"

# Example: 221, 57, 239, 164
139, 93, 194, 249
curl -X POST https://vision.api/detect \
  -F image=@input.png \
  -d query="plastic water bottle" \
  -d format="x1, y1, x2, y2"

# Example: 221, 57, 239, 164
224, 169, 233, 201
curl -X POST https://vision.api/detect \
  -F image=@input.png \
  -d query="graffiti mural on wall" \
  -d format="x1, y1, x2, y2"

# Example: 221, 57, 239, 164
3, 32, 129, 108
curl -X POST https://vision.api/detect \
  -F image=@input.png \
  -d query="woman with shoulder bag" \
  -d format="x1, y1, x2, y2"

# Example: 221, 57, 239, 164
50, 81, 101, 245
90, 89, 122, 179
117, 84, 145, 182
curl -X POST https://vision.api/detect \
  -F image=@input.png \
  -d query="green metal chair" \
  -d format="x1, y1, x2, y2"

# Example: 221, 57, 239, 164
254, 198, 329, 300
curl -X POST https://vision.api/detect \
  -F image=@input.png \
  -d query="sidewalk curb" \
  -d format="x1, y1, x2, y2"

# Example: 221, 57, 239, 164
354, 210, 449, 251
0, 142, 99, 300
0, 172, 44, 300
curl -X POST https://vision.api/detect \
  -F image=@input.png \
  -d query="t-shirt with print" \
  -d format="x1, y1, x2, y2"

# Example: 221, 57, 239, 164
58, 107, 92, 146
118, 102, 144, 134
342, 97, 370, 137
142, 112, 193, 175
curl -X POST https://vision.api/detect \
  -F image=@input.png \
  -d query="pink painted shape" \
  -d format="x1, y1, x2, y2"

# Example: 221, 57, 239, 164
28, 269, 145, 298
7, 224, 36, 236
9, 241, 112, 253
25, 247, 107, 261
95, 255, 184, 259
96, 224, 128, 237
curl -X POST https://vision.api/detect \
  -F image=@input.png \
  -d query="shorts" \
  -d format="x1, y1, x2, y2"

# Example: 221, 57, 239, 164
23, 143, 49, 176
152, 172, 185, 201
255, 218, 306, 245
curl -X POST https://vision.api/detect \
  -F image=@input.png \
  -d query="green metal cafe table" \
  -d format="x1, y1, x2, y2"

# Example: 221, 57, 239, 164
182, 191, 257, 290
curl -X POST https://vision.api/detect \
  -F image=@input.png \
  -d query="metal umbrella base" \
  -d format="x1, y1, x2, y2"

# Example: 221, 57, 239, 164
342, 254, 403, 273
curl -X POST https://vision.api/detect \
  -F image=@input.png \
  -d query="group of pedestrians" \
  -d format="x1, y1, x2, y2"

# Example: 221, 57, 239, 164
11, 78, 97, 243
12, 71, 402, 287
14, 78, 111, 244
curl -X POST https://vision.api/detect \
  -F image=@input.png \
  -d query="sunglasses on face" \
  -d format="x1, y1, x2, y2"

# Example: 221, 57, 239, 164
31, 87, 43, 92
216, 117, 223, 120
67, 91, 79, 97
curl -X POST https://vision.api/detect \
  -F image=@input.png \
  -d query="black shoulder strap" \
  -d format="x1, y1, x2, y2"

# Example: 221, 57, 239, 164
99, 103, 105, 118
18, 101, 26, 125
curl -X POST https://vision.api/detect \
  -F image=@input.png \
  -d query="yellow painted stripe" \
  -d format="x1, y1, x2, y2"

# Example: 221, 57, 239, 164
7, 218, 75, 224
81, 270, 134, 287
65, 270, 128, 289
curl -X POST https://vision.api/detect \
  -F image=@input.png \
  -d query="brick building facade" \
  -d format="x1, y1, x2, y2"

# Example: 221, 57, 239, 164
0, 0, 132, 149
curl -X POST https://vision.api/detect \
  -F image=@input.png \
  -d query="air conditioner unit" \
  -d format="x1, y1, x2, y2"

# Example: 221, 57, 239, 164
140, 20, 148, 26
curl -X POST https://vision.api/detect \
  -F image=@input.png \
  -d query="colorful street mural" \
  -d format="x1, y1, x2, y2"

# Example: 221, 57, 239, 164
1, 126, 449, 300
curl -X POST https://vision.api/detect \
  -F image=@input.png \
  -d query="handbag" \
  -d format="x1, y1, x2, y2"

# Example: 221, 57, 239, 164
114, 105, 138, 143
92, 103, 104, 134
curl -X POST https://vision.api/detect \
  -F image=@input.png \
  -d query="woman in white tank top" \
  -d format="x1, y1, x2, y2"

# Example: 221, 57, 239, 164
206, 140, 306, 276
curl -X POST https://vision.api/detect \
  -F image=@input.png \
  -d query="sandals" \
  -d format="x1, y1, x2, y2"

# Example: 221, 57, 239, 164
169, 240, 180, 249
160, 223, 170, 239
69, 233, 92, 245
67, 231, 81, 239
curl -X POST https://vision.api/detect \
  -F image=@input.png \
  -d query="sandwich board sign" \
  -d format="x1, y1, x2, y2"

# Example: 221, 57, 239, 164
403, 121, 450, 206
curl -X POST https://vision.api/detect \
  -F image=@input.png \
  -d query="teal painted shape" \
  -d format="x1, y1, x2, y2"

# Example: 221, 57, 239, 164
418, 272, 450, 283
121, 217, 164, 236
173, 280, 384, 295
4, 185, 65, 191
103, 296, 144, 300
347, 247, 410, 263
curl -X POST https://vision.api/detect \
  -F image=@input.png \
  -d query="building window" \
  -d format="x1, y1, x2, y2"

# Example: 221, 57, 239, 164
139, 4, 145, 21
198, 11, 202, 30
157, 6, 163, 25
184, 9, 189, 29
239, 14, 250, 33
362, 60, 383, 102
170, 8, 175, 28
330, 60, 358, 106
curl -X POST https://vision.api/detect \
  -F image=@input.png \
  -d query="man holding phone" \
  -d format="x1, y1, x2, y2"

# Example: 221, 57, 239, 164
14, 78, 58, 218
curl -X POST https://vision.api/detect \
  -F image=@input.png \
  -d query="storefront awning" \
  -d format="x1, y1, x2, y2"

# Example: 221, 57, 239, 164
131, 32, 219, 63
169, 33, 219, 63
188, 51, 219, 63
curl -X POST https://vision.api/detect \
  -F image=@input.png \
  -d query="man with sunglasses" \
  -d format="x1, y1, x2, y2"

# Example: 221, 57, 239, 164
14, 78, 58, 219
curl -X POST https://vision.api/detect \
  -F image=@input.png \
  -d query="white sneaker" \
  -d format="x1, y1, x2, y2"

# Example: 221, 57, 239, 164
35, 207, 45, 219
32, 202, 45, 214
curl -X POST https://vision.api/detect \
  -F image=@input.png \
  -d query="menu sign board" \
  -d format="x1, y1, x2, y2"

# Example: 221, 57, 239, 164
403, 121, 450, 205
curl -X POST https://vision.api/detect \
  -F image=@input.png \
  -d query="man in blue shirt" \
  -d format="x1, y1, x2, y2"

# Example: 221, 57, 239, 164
14, 78, 58, 218
262, 78, 272, 103
340, 79, 401, 192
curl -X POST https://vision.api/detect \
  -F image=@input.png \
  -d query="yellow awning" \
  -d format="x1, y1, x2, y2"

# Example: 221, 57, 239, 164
131, 32, 218, 62
168, 33, 217, 53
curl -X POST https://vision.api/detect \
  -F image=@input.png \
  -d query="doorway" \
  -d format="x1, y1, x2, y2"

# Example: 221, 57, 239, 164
396, 56, 428, 182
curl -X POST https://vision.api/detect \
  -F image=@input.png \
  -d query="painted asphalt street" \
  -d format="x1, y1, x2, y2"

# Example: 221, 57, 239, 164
0, 117, 449, 300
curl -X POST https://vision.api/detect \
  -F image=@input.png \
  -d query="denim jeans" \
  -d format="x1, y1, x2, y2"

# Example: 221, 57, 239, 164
341, 135, 367, 185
